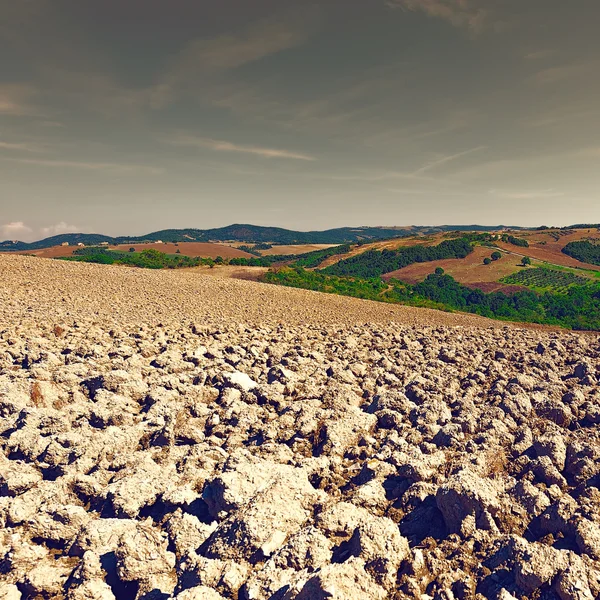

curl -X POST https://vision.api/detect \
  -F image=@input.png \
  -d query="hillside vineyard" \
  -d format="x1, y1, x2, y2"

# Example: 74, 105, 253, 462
1, 255, 599, 599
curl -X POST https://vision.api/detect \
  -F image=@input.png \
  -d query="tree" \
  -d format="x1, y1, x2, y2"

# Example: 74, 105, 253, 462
483, 257, 492, 265
491, 251, 502, 261
435, 267, 445, 275
521, 256, 531, 266
176, 249, 181, 254
129, 247, 135, 253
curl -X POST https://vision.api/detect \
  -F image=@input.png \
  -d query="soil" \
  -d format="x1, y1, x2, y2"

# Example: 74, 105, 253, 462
1, 254, 599, 600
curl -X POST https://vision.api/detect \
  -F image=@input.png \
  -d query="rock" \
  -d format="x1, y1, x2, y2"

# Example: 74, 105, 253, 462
175, 587, 226, 600
436, 469, 501, 533
555, 563, 595, 600
222, 371, 257, 392
534, 432, 567, 471
284, 557, 387, 599
0, 585, 21, 600
346, 516, 410, 586
201, 471, 322, 561
575, 519, 600, 560
114, 520, 176, 594
510, 538, 569, 594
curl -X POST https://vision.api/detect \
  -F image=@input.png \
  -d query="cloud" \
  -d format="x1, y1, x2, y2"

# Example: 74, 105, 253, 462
533, 62, 591, 85
387, 0, 489, 32
4, 157, 164, 174
0, 221, 33, 239
0, 140, 47, 153
143, 8, 319, 108
40, 222, 81, 237
164, 10, 317, 78
167, 135, 316, 161
413, 145, 487, 174
0, 83, 40, 116
489, 188, 564, 200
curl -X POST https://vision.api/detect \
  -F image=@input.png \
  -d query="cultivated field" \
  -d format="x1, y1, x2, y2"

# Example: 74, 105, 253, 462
1, 254, 599, 600
491, 228, 600, 270
382, 245, 531, 291
13, 242, 254, 260
258, 244, 336, 256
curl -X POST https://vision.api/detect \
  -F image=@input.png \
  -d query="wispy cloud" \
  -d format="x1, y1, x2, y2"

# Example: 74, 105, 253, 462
0, 83, 41, 116
489, 188, 564, 200
533, 62, 591, 85
40, 221, 81, 236
0, 221, 33, 239
413, 145, 487, 174
0, 140, 48, 153
153, 9, 318, 107
3, 157, 164, 174
169, 11, 316, 74
166, 134, 316, 161
387, 0, 489, 33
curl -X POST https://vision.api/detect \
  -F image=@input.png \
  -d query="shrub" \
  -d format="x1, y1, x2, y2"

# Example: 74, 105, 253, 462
491, 252, 502, 261
435, 267, 445, 275
521, 256, 531, 266
483, 257, 492, 265
129, 247, 135, 253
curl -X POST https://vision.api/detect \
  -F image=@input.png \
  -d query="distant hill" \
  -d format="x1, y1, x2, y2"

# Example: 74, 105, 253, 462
1, 223, 525, 252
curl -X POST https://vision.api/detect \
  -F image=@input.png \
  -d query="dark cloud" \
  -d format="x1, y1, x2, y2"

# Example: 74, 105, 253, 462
1, 0, 600, 234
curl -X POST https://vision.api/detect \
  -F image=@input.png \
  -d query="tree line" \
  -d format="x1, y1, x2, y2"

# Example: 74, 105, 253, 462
562, 241, 600, 266
264, 267, 600, 330
322, 238, 475, 278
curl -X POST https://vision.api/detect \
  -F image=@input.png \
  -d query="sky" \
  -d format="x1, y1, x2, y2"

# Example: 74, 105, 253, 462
1, 0, 599, 240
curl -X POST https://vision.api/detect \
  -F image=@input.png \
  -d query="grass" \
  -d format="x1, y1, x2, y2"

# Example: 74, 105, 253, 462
501, 267, 591, 293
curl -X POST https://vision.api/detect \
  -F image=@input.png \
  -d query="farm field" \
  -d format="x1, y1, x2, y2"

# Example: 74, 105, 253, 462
111, 242, 253, 258
317, 234, 435, 268
258, 244, 336, 256
495, 228, 600, 271
501, 267, 593, 292
381, 245, 530, 291
17, 242, 254, 259
11, 242, 252, 258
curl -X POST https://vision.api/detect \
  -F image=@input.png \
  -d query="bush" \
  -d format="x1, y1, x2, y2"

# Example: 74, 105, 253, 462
563, 241, 600, 265
323, 238, 475, 278
483, 257, 492, 265
129, 247, 135, 253
491, 252, 502, 261
521, 256, 531, 266
435, 267, 445, 275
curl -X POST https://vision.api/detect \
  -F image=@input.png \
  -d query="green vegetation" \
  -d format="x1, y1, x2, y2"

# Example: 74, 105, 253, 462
435, 267, 445, 275
322, 238, 475, 278
502, 267, 590, 292
66, 243, 352, 271
563, 240, 600, 266
229, 244, 352, 269
491, 251, 502, 261
264, 267, 600, 330
63, 247, 211, 269
483, 257, 492, 265
502, 234, 529, 248
521, 256, 531, 266
237, 243, 274, 256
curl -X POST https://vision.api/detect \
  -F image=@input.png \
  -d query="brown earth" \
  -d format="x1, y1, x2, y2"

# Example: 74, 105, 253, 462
12, 242, 254, 260
382, 246, 535, 290
494, 228, 600, 271
259, 244, 336, 256
1, 253, 599, 600
317, 235, 435, 269
111, 242, 253, 258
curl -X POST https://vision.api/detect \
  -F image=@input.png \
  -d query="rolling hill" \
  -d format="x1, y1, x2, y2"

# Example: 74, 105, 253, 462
0, 223, 523, 252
